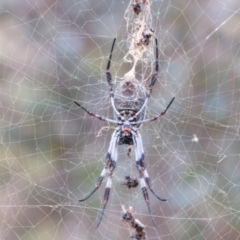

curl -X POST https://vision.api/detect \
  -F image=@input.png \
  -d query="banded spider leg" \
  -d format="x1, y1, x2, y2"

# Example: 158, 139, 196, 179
131, 130, 165, 229
78, 128, 120, 229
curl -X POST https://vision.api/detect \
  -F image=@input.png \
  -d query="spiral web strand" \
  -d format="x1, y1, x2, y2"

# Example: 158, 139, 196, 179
0, 0, 240, 240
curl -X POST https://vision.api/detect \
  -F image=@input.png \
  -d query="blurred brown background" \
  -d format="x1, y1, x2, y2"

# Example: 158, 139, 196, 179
0, 0, 240, 239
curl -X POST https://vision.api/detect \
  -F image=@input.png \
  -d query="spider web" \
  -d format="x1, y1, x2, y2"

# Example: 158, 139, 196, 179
0, 0, 240, 239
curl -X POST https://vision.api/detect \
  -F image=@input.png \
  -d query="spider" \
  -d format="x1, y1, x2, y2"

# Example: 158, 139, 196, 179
74, 38, 175, 228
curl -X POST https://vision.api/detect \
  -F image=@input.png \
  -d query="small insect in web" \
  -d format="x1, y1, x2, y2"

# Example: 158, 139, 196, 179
74, 38, 175, 228
132, 2, 142, 15
138, 29, 154, 46
121, 176, 139, 189
132, 0, 148, 15
122, 205, 146, 240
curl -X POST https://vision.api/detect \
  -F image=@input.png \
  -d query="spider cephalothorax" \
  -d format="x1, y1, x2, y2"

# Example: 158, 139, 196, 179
119, 122, 134, 145
74, 38, 174, 228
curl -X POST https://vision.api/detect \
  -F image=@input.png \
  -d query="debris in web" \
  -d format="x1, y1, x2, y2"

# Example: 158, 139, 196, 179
124, 0, 155, 81
122, 205, 147, 240
127, 145, 133, 158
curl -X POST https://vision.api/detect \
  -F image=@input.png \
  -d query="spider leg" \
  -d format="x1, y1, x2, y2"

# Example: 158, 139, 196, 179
140, 176, 158, 229
132, 131, 159, 229
95, 132, 119, 228
128, 95, 149, 121
136, 132, 167, 202
78, 129, 119, 203
78, 168, 106, 202
74, 101, 120, 124
135, 97, 175, 125
143, 169, 166, 201
149, 38, 159, 95
129, 39, 159, 123
106, 38, 116, 88
95, 176, 112, 228
105, 38, 120, 116
128, 39, 159, 122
